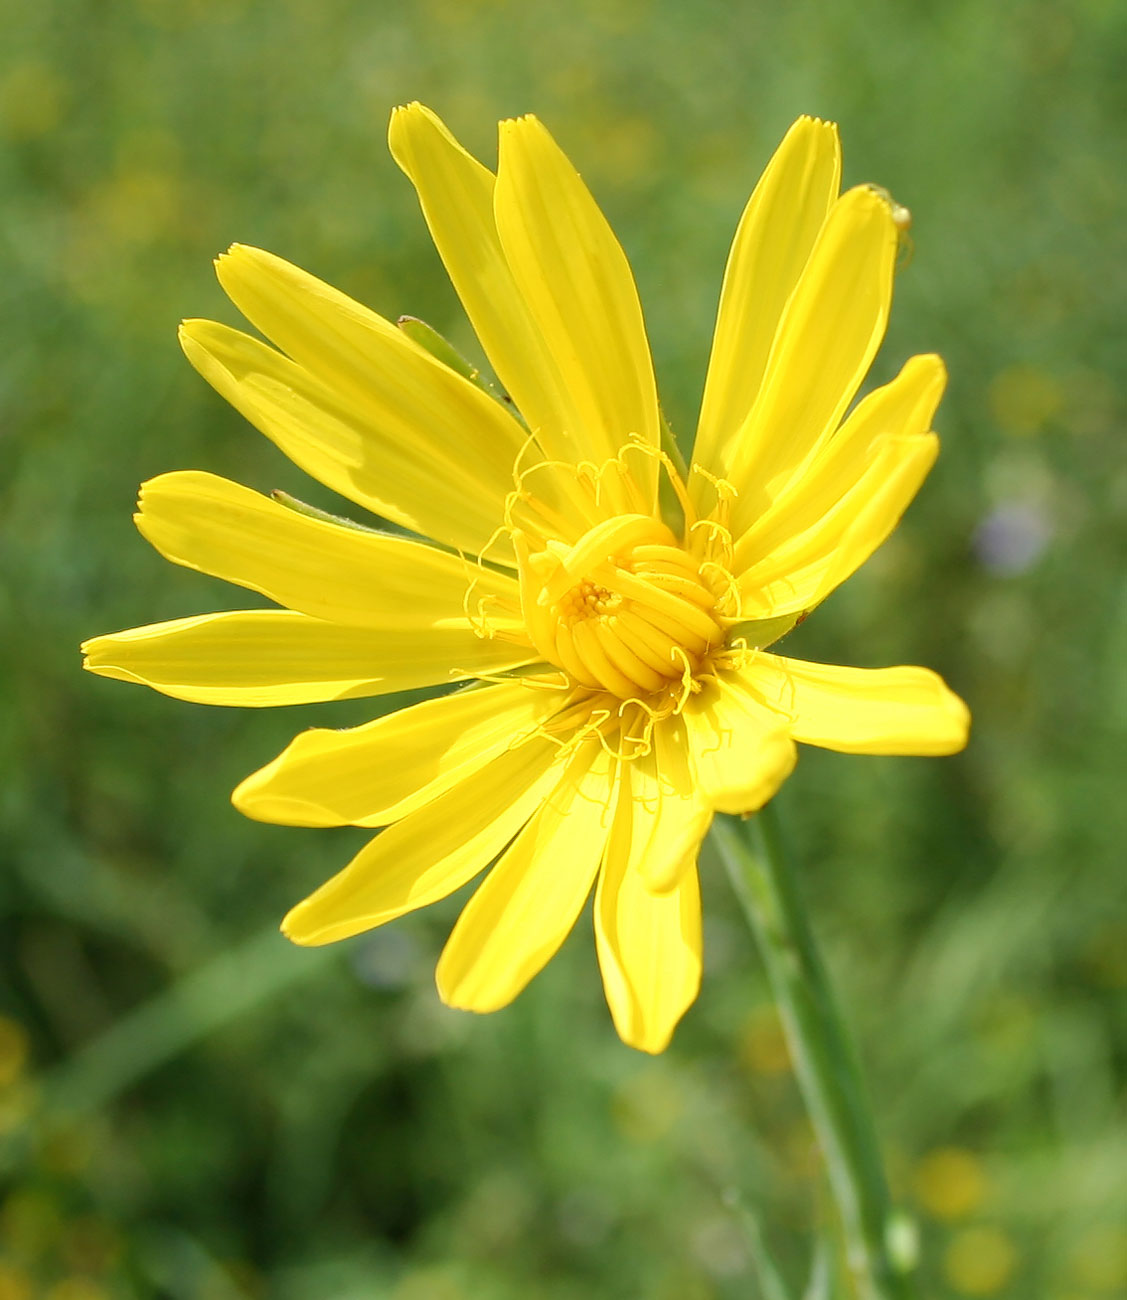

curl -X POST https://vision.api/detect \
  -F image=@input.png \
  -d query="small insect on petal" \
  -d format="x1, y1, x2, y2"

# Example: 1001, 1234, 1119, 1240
864, 183, 914, 267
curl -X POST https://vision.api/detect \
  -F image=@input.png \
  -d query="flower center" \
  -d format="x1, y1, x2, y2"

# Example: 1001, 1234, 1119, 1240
515, 514, 726, 700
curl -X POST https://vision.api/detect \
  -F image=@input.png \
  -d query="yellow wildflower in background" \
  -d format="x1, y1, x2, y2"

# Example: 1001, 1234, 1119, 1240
83, 105, 969, 1052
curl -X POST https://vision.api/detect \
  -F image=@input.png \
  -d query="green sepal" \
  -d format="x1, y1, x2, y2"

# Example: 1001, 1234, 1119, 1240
657, 408, 688, 536
659, 406, 689, 480
396, 315, 520, 412
724, 612, 805, 650
396, 315, 479, 381
270, 491, 388, 536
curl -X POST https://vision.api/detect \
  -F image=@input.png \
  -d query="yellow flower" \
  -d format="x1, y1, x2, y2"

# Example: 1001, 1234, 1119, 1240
82, 105, 969, 1052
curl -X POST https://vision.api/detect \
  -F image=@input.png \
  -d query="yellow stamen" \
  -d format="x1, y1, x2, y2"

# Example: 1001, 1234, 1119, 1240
514, 513, 727, 700
609, 609, 681, 674
593, 621, 668, 694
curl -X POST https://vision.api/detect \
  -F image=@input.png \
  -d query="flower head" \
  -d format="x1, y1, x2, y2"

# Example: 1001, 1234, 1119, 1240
83, 105, 969, 1052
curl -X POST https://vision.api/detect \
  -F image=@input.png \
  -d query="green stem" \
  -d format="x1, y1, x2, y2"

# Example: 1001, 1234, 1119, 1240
710, 806, 914, 1300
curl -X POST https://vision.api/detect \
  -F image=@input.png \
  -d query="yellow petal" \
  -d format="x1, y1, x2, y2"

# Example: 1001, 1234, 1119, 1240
632, 718, 714, 892
740, 654, 970, 755
693, 116, 841, 478
810, 433, 938, 607
136, 471, 523, 631
81, 610, 537, 706
494, 116, 660, 502
721, 186, 899, 535
436, 741, 613, 1013
732, 353, 945, 583
594, 763, 702, 1053
682, 676, 797, 814
192, 243, 528, 555
388, 103, 576, 468
736, 431, 938, 618
282, 734, 570, 946
179, 318, 513, 561
233, 680, 565, 827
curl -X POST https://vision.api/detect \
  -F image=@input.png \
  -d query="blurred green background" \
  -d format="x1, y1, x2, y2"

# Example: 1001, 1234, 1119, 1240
3, 0, 1126, 1296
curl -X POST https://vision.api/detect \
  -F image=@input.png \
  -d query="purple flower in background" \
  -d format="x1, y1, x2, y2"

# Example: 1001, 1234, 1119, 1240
974, 501, 1053, 576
